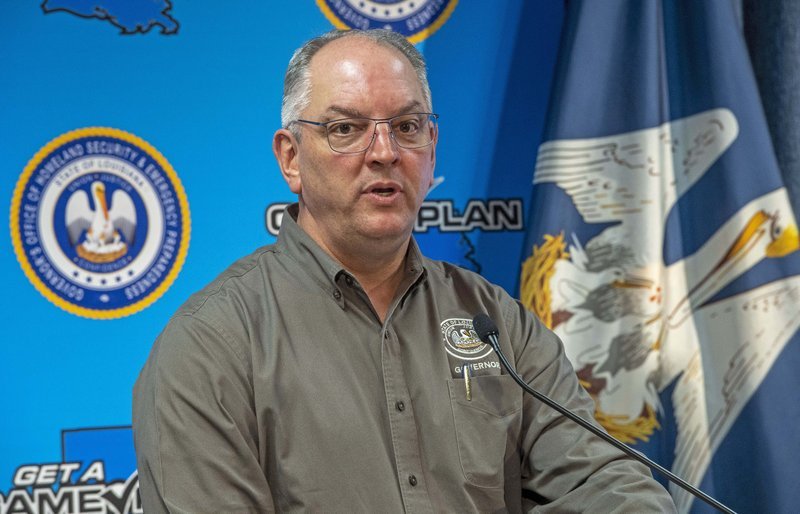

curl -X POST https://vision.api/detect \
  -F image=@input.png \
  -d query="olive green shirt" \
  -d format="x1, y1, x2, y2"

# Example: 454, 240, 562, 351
133, 204, 676, 513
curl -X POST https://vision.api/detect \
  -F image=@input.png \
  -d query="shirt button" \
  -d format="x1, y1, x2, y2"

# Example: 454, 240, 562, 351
408, 474, 418, 487
395, 400, 405, 411
333, 289, 341, 300
384, 331, 390, 339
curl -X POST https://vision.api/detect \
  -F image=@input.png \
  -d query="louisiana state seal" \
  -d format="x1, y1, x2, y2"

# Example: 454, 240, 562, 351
10, 127, 190, 319
317, 0, 458, 43
441, 317, 493, 361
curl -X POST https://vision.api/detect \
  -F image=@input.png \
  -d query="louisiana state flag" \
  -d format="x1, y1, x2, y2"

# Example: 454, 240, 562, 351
521, 1, 800, 512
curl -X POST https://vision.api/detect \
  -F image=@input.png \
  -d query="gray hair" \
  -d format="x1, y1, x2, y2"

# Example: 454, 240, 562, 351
280, 29, 433, 133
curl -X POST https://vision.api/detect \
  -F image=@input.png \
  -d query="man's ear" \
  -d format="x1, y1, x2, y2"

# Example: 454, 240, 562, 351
273, 128, 302, 194
428, 126, 438, 189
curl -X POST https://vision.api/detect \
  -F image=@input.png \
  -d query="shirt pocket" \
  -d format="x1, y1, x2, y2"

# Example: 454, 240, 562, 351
447, 374, 523, 488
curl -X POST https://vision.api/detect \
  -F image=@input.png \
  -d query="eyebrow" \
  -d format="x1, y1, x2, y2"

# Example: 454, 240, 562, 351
321, 101, 424, 120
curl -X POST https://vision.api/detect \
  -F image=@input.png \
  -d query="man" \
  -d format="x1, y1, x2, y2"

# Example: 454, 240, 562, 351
133, 29, 677, 512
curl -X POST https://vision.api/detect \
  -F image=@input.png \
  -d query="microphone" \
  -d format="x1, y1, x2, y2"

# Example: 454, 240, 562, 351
471, 313, 736, 514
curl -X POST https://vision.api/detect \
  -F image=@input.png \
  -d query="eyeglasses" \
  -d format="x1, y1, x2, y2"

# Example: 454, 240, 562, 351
291, 112, 439, 154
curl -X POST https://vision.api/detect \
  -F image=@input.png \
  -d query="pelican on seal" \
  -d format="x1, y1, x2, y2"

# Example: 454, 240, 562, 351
65, 181, 136, 263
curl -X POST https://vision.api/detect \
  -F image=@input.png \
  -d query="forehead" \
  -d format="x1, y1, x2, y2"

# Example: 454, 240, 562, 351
306, 37, 425, 115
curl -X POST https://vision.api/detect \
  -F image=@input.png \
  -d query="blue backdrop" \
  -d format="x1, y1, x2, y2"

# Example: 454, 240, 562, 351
1, 1, 563, 510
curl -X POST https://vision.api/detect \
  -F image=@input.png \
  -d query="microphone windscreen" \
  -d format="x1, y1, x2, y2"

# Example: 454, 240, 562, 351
472, 313, 499, 342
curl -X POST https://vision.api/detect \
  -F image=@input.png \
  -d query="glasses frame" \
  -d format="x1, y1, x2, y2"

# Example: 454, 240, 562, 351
291, 112, 439, 154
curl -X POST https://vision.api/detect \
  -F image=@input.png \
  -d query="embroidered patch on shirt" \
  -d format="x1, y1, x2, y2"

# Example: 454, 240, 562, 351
440, 318, 493, 361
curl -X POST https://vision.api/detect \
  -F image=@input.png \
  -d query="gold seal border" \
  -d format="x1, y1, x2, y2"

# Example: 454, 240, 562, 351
315, 0, 458, 44
9, 127, 191, 320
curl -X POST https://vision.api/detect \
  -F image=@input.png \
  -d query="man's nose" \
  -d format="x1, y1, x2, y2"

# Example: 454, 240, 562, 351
367, 122, 399, 163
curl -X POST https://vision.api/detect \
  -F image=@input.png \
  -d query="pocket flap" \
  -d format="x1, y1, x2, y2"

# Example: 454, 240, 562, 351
448, 374, 522, 418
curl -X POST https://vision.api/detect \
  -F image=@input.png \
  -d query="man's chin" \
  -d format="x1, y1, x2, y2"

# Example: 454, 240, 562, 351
358, 216, 415, 242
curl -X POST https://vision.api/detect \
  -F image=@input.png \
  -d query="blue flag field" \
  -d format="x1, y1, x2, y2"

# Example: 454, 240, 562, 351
522, 1, 800, 512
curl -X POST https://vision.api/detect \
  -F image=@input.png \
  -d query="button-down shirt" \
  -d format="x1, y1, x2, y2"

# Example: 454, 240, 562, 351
133, 204, 676, 513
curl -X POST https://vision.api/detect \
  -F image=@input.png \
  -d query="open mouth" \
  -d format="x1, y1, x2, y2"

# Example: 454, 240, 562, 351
372, 187, 396, 197
366, 182, 402, 198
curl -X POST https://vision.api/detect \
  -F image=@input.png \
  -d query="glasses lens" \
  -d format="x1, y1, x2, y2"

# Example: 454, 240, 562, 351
326, 118, 373, 153
391, 113, 436, 149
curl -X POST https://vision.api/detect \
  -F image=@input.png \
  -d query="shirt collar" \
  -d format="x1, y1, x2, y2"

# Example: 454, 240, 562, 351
277, 203, 427, 290
277, 204, 346, 290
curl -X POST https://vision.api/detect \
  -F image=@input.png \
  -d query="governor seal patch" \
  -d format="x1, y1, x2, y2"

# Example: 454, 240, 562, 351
10, 127, 190, 319
441, 318, 493, 360
317, 0, 458, 43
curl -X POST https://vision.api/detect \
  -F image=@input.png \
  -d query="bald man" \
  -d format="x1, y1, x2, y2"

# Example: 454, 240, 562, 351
133, 29, 677, 513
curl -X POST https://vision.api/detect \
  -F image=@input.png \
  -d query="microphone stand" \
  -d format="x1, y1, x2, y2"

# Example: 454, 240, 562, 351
473, 314, 736, 514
